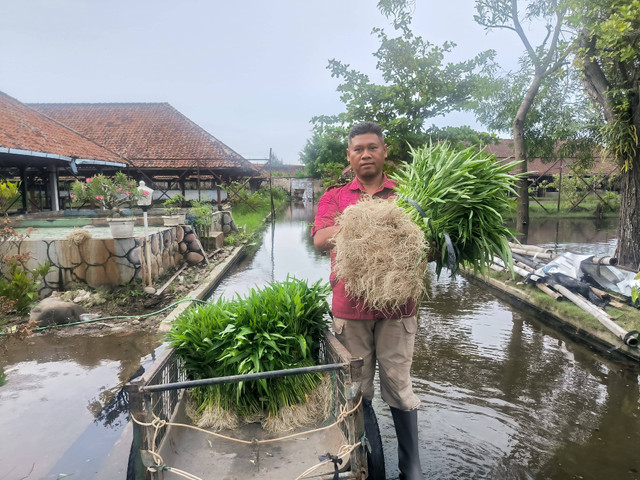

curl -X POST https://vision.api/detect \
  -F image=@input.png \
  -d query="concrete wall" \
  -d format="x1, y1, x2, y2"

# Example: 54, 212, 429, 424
0, 225, 208, 295
269, 178, 325, 202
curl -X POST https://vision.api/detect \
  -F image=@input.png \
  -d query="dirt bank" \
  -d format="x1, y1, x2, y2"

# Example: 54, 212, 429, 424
0, 245, 245, 339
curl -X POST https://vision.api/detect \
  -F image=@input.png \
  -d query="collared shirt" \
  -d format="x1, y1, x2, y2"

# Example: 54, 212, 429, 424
311, 175, 417, 320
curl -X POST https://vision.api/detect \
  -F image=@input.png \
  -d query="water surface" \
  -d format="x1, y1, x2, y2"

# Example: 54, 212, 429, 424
1, 209, 638, 480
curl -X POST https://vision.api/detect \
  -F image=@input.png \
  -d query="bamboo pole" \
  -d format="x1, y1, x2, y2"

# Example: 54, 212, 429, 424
587, 256, 618, 266
514, 261, 535, 273
536, 283, 563, 301
510, 247, 555, 260
551, 284, 638, 347
509, 242, 553, 254
493, 257, 532, 279
154, 263, 189, 297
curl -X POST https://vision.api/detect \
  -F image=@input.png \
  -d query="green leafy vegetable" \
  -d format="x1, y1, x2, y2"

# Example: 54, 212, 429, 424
167, 277, 331, 416
392, 142, 521, 277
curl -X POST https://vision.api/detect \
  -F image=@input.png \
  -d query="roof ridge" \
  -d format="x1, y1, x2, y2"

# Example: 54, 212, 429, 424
27, 102, 171, 107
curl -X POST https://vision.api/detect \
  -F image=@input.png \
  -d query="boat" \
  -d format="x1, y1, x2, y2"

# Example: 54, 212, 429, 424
125, 330, 377, 479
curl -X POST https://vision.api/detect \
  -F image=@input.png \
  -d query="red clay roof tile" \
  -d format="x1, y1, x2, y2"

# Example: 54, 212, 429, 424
30, 103, 260, 174
0, 91, 126, 165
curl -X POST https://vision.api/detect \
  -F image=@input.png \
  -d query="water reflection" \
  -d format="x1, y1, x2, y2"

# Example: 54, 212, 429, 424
0, 332, 163, 479
208, 207, 640, 479
2, 208, 637, 480
525, 217, 618, 256
211, 202, 328, 301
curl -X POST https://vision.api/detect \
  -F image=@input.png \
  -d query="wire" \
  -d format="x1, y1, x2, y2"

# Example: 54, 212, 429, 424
0, 298, 209, 336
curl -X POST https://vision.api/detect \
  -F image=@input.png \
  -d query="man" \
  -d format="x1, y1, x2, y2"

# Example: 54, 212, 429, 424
312, 122, 423, 480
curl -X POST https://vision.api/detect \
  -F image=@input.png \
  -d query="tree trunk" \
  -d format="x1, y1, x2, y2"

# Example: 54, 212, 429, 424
616, 151, 640, 270
513, 73, 543, 237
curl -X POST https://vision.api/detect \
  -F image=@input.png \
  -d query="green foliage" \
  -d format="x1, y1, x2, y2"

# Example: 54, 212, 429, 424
0, 180, 20, 213
392, 142, 520, 277
71, 172, 142, 217
162, 194, 186, 215
0, 258, 51, 315
317, 3, 495, 164
568, 0, 640, 170
188, 201, 215, 236
0, 367, 5, 387
299, 126, 348, 183
632, 271, 639, 304
166, 278, 331, 416
426, 125, 500, 148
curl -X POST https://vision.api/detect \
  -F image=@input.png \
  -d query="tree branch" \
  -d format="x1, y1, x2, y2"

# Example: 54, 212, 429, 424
577, 29, 615, 123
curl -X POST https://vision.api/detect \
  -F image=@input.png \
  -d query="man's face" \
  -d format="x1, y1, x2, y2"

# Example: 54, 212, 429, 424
347, 133, 387, 181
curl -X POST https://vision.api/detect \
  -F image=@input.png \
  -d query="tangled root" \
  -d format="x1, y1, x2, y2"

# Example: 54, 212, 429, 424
66, 229, 92, 245
334, 197, 427, 313
261, 374, 332, 433
186, 398, 239, 431
186, 375, 332, 433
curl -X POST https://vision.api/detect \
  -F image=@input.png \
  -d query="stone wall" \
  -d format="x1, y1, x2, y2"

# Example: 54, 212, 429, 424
0, 225, 207, 295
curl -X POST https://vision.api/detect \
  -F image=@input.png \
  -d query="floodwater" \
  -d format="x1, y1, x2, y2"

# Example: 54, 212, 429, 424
0, 332, 164, 479
1, 206, 638, 480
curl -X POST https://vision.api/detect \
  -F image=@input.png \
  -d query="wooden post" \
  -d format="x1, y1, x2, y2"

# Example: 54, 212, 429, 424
557, 160, 562, 212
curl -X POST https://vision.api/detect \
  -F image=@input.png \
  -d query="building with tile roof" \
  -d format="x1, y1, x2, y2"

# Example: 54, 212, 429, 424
30, 102, 262, 197
0, 91, 127, 212
484, 139, 618, 186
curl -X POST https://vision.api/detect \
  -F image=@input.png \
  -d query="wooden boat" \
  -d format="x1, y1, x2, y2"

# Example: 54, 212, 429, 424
125, 331, 375, 479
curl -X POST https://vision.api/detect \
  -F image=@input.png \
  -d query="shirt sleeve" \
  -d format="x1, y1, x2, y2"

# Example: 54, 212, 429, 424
311, 188, 340, 237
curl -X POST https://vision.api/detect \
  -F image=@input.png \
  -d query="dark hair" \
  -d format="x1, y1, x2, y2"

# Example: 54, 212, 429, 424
348, 122, 384, 142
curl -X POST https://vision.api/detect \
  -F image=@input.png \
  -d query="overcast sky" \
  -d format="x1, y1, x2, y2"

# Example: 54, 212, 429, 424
1, 0, 523, 164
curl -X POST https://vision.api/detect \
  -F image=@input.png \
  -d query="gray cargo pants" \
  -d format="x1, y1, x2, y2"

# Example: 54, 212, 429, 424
332, 316, 420, 411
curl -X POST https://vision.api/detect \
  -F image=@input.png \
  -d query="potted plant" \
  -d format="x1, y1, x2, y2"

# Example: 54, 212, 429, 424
162, 194, 186, 226
188, 201, 215, 237
71, 172, 144, 238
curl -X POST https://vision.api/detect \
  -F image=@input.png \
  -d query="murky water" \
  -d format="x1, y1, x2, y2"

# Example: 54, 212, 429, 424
215, 208, 640, 480
0, 332, 164, 479
1, 207, 638, 480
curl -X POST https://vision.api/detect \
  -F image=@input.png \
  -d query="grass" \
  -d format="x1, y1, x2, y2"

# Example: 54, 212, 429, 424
520, 193, 620, 219
485, 269, 640, 337
224, 187, 290, 245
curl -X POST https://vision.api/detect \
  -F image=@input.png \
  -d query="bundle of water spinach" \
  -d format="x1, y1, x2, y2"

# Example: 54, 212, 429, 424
167, 277, 331, 422
392, 142, 521, 277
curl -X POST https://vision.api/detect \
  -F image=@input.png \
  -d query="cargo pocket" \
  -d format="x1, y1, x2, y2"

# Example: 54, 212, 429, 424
400, 316, 417, 334
332, 316, 345, 335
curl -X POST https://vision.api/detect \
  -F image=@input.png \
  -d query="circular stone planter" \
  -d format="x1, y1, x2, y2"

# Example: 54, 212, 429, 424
108, 218, 136, 238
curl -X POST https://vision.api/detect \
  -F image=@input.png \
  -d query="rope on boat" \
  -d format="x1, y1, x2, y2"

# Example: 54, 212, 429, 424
131, 396, 363, 479
294, 441, 362, 480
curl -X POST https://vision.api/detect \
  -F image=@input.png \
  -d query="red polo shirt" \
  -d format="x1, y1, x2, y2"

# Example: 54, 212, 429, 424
311, 175, 417, 320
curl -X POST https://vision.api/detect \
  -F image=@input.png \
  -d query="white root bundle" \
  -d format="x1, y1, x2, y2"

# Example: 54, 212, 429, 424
333, 197, 428, 313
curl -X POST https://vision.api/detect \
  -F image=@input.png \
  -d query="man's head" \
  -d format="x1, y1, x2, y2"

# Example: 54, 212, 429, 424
347, 122, 387, 182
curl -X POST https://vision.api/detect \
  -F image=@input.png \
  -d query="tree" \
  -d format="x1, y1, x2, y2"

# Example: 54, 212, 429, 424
299, 123, 348, 185
475, 0, 571, 235
567, 0, 640, 268
321, 2, 495, 164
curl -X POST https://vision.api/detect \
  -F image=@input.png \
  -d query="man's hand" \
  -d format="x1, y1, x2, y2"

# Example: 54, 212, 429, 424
313, 225, 341, 252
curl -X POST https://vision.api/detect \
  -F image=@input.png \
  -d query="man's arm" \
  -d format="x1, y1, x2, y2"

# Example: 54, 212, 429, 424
313, 225, 340, 252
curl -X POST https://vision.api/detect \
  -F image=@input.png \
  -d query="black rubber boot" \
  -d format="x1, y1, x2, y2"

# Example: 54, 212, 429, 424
362, 399, 386, 480
390, 407, 423, 480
